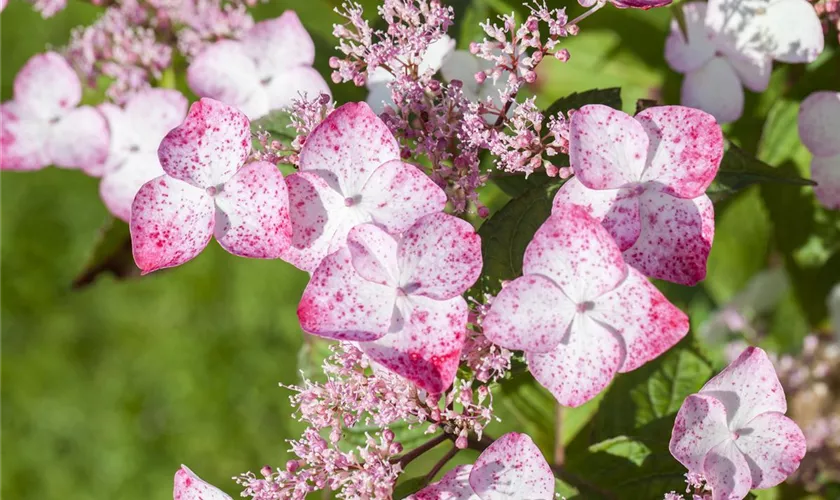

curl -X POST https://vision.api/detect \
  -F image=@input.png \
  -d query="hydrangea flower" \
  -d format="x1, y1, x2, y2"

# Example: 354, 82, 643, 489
187, 11, 330, 119
798, 90, 840, 209
98, 89, 188, 221
408, 432, 554, 500
1, 52, 109, 171
665, 0, 824, 123
553, 104, 722, 286
297, 212, 481, 393
174, 465, 231, 500
366, 35, 455, 113
130, 98, 291, 273
669, 347, 807, 500
483, 205, 689, 407
283, 101, 447, 272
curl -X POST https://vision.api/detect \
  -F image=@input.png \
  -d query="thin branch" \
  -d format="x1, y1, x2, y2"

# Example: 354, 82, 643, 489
554, 403, 565, 466
463, 433, 495, 453
392, 434, 448, 468
425, 446, 460, 482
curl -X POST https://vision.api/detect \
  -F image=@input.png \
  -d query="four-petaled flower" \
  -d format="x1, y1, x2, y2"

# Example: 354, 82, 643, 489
483, 205, 689, 407
1, 52, 109, 172
553, 104, 723, 286
669, 347, 806, 500
98, 88, 188, 221
130, 98, 292, 273
187, 11, 331, 120
408, 432, 554, 500
665, 0, 824, 123
798, 91, 840, 210
297, 212, 481, 393
283, 101, 447, 272
174, 465, 231, 500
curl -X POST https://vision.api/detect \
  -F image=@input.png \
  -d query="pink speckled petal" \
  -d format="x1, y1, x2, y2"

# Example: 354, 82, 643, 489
798, 91, 840, 157
214, 161, 292, 259
100, 152, 164, 222
397, 213, 482, 300
0, 101, 50, 171
264, 66, 332, 111
664, 2, 714, 74
158, 98, 252, 188
623, 191, 714, 286
636, 106, 723, 199
282, 171, 358, 272
593, 267, 689, 372
703, 440, 752, 500
681, 57, 744, 124
299, 102, 401, 195
569, 104, 648, 189
812, 154, 840, 210
298, 246, 397, 341
552, 177, 641, 251
241, 12, 315, 74
130, 176, 214, 274
668, 394, 732, 474
469, 432, 554, 500
13, 52, 81, 119
524, 207, 628, 303
48, 105, 110, 170
700, 346, 787, 431
735, 412, 806, 489
360, 160, 448, 234
760, 0, 824, 63
483, 274, 576, 354
346, 223, 399, 286
173, 465, 232, 500
611, 0, 672, 8
187, 41, 267, 120
408, 465, 478, 500
124, 88, 189, 147
527, 314, 626, 407
361, 295, 467, 394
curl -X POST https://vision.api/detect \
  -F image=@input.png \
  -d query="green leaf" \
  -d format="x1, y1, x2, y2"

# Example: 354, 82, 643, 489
72, 218, 138, 289
757, 100, 809, 168
544, 87, 622, 119
393, 475, 428, 499
565, 337, 713, 498
471, 182, 561, 296
704, 188, 771, 303
707, 141, 815, 202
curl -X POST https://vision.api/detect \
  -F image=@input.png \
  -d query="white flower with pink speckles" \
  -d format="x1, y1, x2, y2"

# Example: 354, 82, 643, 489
553, 104, 723, 286
297, 212, 481, 394
283, 101, 448, 272
798, 91, 840, 210
669, 347, 807, 500
483, 205, 689, 407
187, 11, 331, 120
408, 432, 554, 500
1, 52, 109, 172
97, 88, 188, 221
665, 0, 824, 123
174, 465, 231, 500
130, 97, 292, 274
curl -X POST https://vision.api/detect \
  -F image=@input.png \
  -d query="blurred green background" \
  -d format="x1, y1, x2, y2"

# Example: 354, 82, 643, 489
2, 1, 838, 499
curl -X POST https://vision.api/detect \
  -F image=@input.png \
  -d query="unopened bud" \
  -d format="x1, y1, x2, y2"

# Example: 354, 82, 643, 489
554, 49, 570, 62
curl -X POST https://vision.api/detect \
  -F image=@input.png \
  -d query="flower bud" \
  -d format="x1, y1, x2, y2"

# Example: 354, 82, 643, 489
555, 49, 570, 62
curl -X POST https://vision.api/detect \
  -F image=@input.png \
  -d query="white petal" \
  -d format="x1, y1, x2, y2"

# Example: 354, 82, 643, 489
798, 91, 840, 157
811, 154, 840, 210
664, 2, 715, 74
681, 57, 744, 124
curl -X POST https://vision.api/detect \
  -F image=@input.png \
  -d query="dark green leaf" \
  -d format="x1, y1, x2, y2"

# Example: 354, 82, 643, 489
491, 172, 551, 198
544, 87, 622, 119
393, 475, 428, 499
72, 218, 138, 288
471, 181, 561, 296
707, 141, 815, 202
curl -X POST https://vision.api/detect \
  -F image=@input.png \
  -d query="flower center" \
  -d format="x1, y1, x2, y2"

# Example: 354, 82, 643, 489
206, 184, 224, 196
576, 301, 595, 313
344, 195, 361, 207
